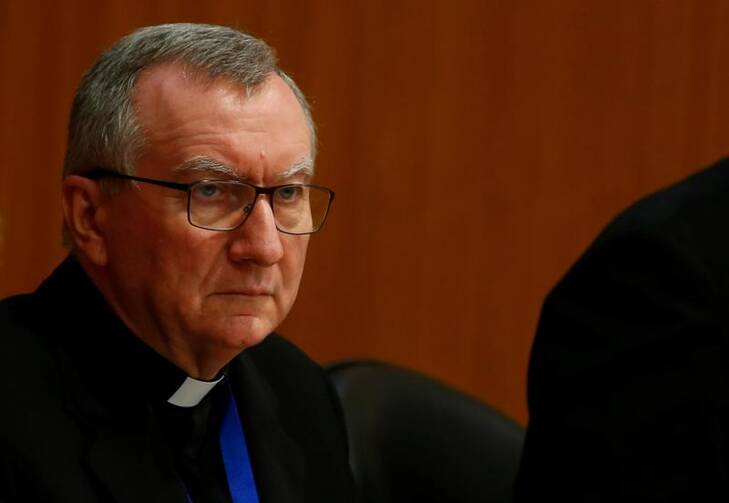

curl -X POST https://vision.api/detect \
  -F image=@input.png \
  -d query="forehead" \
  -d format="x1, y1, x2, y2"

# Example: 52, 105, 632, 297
132, 63, 312, 181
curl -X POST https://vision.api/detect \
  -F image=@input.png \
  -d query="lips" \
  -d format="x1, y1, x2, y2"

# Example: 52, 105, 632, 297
214, 289, 273, 296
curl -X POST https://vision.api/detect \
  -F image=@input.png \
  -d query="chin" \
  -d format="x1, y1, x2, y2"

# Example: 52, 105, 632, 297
210, 315, 274, 351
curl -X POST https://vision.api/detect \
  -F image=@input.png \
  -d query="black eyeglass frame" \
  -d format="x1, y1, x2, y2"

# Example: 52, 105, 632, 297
83, 168, 335, 235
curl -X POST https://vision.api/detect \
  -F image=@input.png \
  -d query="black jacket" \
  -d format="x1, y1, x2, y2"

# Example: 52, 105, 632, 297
516, 158, 729, 501
0, 257, 355, 502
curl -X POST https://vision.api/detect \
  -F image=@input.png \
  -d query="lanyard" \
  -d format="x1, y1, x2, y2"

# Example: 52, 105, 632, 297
220, 382, 260, 503
186, 382, 259, 503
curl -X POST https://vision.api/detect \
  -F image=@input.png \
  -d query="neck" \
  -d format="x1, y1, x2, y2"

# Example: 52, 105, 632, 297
149, 342, 230, 380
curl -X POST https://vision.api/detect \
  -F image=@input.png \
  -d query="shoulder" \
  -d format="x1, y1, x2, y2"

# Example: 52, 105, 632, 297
0, 293, 66, 417
242, 334, 337, 417
245, 333, 323, 375
0, 293, 33, 331
611, 157, 729, 230
531, 158, 729, 411
0, 293, 79, 490
0, 294, 58, 383
518, 159, 729, 499
552, 158, 729, 319
238, 333, 348, 445
234, 334, 356, 500
530, 158, 729, 416
595, 158, 729, 263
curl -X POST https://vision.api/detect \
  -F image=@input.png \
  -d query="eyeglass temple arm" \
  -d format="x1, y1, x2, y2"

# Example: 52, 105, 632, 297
83, 169, 190, 193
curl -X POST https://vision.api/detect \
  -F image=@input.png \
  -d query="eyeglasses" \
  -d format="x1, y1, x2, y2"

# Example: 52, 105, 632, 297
84, 169, 335, 235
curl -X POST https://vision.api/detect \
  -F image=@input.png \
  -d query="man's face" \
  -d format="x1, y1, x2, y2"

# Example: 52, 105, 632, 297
96, 65, 311, 367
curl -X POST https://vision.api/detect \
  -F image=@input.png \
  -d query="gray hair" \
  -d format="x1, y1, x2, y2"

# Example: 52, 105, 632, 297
63, 23, 317, 179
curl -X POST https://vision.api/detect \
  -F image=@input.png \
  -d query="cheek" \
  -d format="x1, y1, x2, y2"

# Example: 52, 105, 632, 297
108, 212, 222, 305
278, 237, 309, 303
104, 215, 157, 277
155, 231, 229, 301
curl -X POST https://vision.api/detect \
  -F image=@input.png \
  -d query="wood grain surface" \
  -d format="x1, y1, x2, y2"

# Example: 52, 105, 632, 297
2, 0, 729, 423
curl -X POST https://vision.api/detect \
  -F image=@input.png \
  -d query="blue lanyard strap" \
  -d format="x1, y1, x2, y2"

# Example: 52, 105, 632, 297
184, 381, 259, 503
220, 381, 260, 503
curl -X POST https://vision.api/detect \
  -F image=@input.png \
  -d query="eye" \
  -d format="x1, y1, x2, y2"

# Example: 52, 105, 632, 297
277, 185, 303, 202
192, 182, 222, 200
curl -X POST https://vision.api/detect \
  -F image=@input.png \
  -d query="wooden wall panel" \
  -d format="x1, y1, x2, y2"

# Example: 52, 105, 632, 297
3, 0, 729, 424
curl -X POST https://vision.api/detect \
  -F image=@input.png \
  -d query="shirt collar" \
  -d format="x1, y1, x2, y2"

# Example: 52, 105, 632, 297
167, 374, 226, 408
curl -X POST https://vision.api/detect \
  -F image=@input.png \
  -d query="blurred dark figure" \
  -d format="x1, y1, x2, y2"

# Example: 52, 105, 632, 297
516, 157, 729, 501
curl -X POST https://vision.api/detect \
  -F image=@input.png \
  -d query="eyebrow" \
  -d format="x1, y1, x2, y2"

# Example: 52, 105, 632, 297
173, 157, 239, 178
277, 159, 315, 181
173, 156, 315, 182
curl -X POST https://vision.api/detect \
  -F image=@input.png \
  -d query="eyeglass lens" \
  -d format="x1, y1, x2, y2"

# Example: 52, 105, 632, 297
189, 181, 330, 233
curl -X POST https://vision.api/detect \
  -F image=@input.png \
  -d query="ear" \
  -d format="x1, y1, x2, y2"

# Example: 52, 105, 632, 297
61, 175, 109, 266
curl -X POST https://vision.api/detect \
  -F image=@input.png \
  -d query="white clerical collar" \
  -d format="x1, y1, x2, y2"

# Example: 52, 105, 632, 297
166, 374, 225, 408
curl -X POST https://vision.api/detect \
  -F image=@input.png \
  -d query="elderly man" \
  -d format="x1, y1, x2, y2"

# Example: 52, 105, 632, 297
0, 24, 354, 502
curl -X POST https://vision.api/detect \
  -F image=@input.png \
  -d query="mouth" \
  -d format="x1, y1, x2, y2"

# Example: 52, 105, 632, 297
213, 290, 273, 297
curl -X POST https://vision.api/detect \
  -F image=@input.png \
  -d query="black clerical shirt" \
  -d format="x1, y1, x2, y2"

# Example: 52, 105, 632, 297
155, 380, 233, 503
42, 257, 237, 503
1, 256, 357, 502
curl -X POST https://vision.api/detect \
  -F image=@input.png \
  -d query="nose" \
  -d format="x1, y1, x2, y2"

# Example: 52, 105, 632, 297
227, 196, 284, 266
